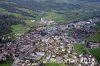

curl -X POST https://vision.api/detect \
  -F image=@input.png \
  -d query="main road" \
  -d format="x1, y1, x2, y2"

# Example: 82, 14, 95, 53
11, 45, 34, 66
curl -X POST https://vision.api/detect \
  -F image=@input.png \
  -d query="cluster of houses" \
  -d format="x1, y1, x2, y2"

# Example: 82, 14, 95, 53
0, 17, 100, 66
0, 42, 21, 62
16, 31, 98, 66
38, 18, 55, 26
87, 42, 100, 48
79, 54, 97, 66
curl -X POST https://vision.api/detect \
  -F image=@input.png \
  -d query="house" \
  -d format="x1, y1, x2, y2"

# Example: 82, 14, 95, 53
87, 42, 100, 48
36, 52, 45, 56
39, 18, 55, 25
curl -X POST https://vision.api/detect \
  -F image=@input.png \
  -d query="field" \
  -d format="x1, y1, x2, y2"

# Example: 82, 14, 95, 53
24, 20, 39, 27
89, 48, 100, 63
73, 44, 86, 54
11, 24, 30, 36
87, 33, 100, 42
0, 60, 11, 66
0, 58, 12, 66
93, 22, 100, 31
45, 63, 66, 66
43, 12, 67, 24
11, 20, 39, 36
0, 8, 33, 20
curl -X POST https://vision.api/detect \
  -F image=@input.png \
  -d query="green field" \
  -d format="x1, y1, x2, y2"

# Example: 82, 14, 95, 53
0, 58, 12, 66
89, 48, 100, 63
11, 24, 30, 35
93, 22, 100, 31
45, 63, 66, 66
24, 20, 39, 27
87, 33, 100, 42
43, 12, 67, 24
11, 20, 39, 36
0, 7, 34, 20
0, 60, 11, 66
86, 22, 100, 42
73, 44, 85, 54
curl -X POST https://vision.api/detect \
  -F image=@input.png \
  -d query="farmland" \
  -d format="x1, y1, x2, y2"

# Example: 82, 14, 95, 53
87, 33, 100, 42
73, 44, 86, 54
89, 48, 100, 63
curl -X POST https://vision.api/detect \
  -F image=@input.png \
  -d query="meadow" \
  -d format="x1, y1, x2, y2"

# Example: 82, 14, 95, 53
73, 44, 86, 54
89, 48, 100, 63
87, 33, 100, 42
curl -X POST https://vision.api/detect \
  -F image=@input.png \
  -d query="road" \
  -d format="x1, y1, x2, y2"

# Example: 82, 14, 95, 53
11, 45, 33, 66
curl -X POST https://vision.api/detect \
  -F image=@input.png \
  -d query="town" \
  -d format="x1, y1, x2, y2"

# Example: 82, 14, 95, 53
0, 17, 100, 66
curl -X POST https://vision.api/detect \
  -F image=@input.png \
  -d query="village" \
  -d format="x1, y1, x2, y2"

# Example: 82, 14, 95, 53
0, 17, 100, 66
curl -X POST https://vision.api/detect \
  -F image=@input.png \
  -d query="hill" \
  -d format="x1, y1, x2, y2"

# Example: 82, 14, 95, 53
0, 0, 100, 42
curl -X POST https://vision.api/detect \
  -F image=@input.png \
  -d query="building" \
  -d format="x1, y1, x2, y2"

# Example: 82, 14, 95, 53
87, 42, 100, 48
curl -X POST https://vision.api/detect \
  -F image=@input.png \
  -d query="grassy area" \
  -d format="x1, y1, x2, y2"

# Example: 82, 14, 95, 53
24, 20, 39, 27
17, 8, 42, 19
87, 33, 100, 42
0, 60, 11, 66
11, 20, 39, 36
45, 63, 66, 66
10, 13, 33, 20
89, 48, 100, 63
62, 29, 73, 33
0, 58, 12, 66
73, 44, 85, 54
43, 12, 67, 24
42, 10, 100, 24
0, 7, 34, 20
93, 22, 100, 31
11, 24, 30, 35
